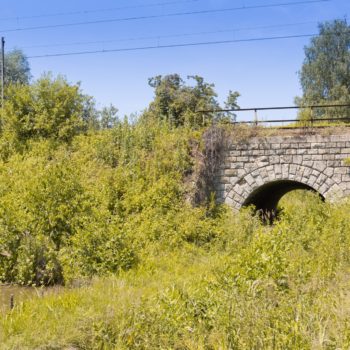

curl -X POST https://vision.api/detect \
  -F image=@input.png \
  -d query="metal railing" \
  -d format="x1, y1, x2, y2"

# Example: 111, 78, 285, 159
197, 104, 350, 126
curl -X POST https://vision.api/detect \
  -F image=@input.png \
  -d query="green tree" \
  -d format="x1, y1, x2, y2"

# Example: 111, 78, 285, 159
99, 104, 119, 129
147, 74, 220, 127
3, 74, 88, 142
81, 95, 100, 130
297, 19, 350, 118
4, 49, 31, 86
223, 90, 240, 122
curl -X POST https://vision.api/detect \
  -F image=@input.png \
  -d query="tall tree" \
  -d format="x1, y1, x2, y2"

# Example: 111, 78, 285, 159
4, 49, 31, 85
99, 104, 119, 129
297, 19, 350, 118
223, 90, 240, 122
147, 74, 239, 127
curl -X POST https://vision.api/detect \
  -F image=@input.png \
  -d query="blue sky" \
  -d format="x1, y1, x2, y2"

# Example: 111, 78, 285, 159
1, 0, 349, 121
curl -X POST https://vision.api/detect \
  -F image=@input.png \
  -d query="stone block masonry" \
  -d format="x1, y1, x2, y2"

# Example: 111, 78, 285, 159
215, 131, 350, 210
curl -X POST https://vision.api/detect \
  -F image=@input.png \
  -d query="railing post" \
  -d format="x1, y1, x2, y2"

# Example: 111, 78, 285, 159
254, 109, 258, 126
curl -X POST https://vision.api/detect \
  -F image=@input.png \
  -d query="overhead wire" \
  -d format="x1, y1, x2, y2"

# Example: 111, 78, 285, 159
13, 20, 323, 50
0, 0, 330, 33
0, 0, 202, 22
27, 33, 319, 59
28, 26, 350, 59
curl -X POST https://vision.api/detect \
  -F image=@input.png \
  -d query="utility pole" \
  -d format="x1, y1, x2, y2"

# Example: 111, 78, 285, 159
1, 37, 5, 110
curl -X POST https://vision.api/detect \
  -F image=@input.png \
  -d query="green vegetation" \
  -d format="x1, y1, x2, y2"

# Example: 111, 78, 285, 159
3, 49, 31, 87
1, 184, 350, 348
147, 74, 239, 127
0, 100, 349, 347
2, 74, 89, 145
0, 20, 350, 347
0, 117, 194, 285
296, 19, 350, 119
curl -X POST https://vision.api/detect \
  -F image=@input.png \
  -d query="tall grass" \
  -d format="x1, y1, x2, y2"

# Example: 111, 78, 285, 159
1, 194, 350, 349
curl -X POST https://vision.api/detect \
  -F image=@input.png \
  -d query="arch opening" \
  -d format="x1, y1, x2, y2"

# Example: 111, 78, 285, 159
242, 180, 325, 223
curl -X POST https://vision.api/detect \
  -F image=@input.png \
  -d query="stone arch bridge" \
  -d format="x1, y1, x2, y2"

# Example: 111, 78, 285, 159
215, 130, 350, 213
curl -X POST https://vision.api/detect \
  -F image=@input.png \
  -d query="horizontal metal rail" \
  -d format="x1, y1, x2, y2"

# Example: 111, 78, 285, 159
231, 117, 350, 124
197, 104, 350, 126
197, 103, 350, 113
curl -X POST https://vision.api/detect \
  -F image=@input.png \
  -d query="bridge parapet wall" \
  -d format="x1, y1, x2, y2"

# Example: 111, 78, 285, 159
216, 132, 350, 210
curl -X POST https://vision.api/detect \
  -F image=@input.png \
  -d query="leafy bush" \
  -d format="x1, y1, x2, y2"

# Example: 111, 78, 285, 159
0, 102, 350, 348
0, 117, 199, 285
2, 74, 88, 145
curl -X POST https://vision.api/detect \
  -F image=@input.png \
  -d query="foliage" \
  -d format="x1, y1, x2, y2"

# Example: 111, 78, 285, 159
0, 77, 349, 347
4, 49, 31, 86
2, 193, 350, 348
99, 104, 119, 129
0, 150, 92, 285
297, 19, 350, 119
1, 132, 350, 348
2, 75, 88, 144
0, 117, 201, 285
81, 94, 100, 131
223, 90, 241, 122
147, 74, 239, 127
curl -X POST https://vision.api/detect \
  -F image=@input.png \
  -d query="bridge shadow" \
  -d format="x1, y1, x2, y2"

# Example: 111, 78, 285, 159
242, 180, 325, 224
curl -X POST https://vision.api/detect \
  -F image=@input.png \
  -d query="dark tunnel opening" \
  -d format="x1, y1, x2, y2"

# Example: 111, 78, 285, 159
242, 180, 325, 223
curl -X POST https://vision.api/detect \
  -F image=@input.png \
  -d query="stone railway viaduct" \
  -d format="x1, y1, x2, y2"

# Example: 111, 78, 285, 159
215, 130, 350, 213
